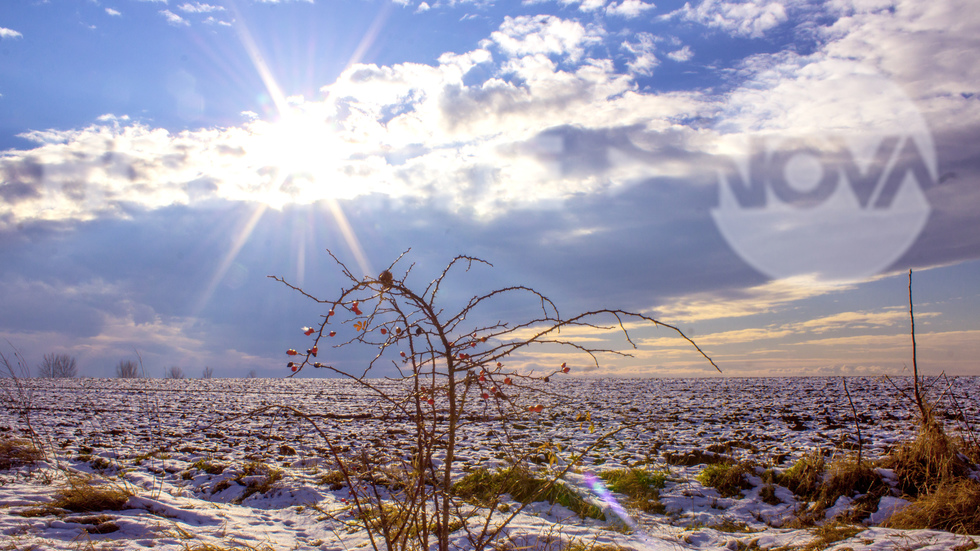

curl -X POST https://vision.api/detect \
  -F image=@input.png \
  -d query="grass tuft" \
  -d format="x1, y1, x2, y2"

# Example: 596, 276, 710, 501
804, 521, 864, 550
779, 451, 824, 500
885, 478, 980, 535
54, 482, 132, 513
453, 467, 605, 520
696, 463, 753, 499
20, 480, 132, 516
191, 458, 225, 475
0, 437, 43, 470
599, 468, 666, 513
234, 461, 284, 502
879, 424, 971, 498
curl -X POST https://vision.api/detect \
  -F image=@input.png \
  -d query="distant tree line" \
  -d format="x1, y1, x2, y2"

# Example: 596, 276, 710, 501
36, 354, 77, 378
27, 353, 243, 379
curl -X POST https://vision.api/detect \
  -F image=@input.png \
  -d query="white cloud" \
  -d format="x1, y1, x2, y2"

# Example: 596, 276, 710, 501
655, 276, 853, 322
621, 32, 658, 75
0, 13, 709, 227
5, 1, 976, 232
105, 8, 122, 17
488, 15, 603, 62
523, 0, 608, 10
577, 0, 607, 11
666, 45, 693, 61
678, 0, 789, 38
818, 0, 980, 132
606, 0, 656, 18
203, 16, 232, 26
160, 10, 191, 26
416, 2, 431, 12
0, 27, 23, 39
178, 2, 225, 13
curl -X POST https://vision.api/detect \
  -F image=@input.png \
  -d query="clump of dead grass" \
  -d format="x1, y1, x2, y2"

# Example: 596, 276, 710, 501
0, 436, 43, 470
804, 521, 864, 550
453, 466, 605, 520
599, 468, 666, 513
696, 462, 753, 499
20, 479, 131, 517
885, 478, 980, 535
181, 543, 277, 551
880, 423, 971, 498
814, 455, 886, 520
236, 461, 284, 502
54, 481, 132, 513
779, 451, 824, 500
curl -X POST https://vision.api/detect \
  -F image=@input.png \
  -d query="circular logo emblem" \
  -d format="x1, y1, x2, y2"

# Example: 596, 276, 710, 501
711, 64, 936, 282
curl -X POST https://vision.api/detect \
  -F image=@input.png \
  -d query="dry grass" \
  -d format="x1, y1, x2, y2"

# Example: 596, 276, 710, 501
803, 522, 864, 550
236, 461, 284, 502
563, 542, 635, 551
885, 478, 980, 535
20, 480, 131, 517
696, 463, 753, 499
816, 456, 885, 519
54, 482, 132, 513
0, 436, 43, 470
318, 469, 346, 490
453, 467, 605, 520
880, 424, 971, 498
779, 451, 824, 500
758, 484, 781, 506
181, 543, 277, 551
599, 468, 666, 513
191, 458, 225, 475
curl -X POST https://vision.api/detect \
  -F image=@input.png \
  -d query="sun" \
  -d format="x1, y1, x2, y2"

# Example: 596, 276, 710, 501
249, 108, 351, 207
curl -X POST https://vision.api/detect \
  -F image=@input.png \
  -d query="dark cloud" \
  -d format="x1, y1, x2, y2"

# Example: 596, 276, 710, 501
891, 124, 980, 269
0, 181, 41, 204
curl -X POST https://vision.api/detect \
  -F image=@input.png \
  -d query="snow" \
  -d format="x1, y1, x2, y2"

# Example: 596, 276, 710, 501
1, 376, 978, 550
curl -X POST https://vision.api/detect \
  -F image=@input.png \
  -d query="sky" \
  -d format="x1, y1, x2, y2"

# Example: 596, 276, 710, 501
0, 0, 978, 379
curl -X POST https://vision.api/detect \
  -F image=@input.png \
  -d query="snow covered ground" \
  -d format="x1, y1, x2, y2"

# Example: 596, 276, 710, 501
1, 376, 978, 550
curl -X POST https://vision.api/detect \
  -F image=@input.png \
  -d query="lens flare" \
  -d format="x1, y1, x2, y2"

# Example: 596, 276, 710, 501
584, 472, 635, 530
584, 471, 669, 550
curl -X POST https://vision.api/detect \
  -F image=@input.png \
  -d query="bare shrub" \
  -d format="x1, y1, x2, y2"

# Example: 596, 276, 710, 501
202, 366, 214, 379
165, 366, 185, 379
878, 272, 974, 499
116, 359, 140, 378
270, 249, 717, 551
37, 353, 77, 378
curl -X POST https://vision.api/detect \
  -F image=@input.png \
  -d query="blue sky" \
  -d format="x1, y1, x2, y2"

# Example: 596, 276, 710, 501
1, 0, 978, 379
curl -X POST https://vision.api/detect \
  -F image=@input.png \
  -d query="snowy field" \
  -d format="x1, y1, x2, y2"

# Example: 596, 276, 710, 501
1, 376, 978, 550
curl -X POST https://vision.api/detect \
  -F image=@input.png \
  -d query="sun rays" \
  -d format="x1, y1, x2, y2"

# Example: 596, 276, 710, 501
192, 7, 385, 315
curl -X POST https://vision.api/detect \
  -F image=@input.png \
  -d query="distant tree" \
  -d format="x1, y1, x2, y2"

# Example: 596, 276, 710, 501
116, 359, 140, 378
202, 366, 213, 379
247, 369, 257, 378
37, 354, 77, 378
164, 366, 185, 379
